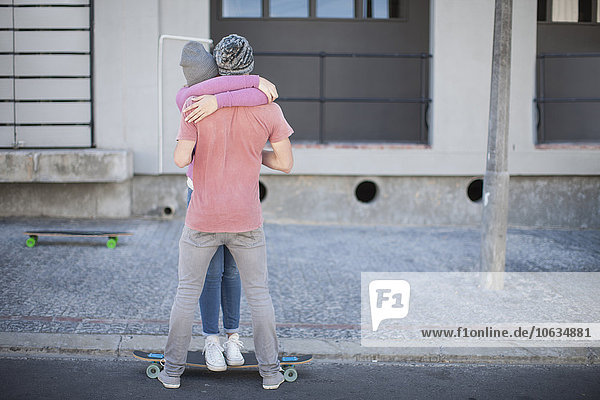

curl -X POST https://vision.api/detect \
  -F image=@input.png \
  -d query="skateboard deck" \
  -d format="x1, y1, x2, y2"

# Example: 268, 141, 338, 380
133, 350, 312, 382
24, 230, 133, 248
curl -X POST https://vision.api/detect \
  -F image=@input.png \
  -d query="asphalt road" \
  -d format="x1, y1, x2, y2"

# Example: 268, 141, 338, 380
1, 354, 599, 400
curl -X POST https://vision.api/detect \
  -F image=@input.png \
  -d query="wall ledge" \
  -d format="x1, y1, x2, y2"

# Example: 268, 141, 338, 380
0, 149, 133, 183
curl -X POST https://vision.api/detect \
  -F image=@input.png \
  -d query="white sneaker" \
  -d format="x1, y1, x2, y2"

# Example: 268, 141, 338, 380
223, 333, 245, 366
203, 335, 226, 372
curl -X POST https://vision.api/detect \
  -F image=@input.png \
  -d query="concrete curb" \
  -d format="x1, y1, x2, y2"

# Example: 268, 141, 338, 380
1, 332, 598, 365
0, 149, 133, 183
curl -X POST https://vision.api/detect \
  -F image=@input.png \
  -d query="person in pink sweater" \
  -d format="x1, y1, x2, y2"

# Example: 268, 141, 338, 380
174, 41, 278, 372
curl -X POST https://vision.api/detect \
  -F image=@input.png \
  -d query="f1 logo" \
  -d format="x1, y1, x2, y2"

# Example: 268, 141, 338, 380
369, 280, 411, 331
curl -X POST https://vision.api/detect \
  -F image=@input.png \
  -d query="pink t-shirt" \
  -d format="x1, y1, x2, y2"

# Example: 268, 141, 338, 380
175, 75, 269, 181
177, 103, 293, 232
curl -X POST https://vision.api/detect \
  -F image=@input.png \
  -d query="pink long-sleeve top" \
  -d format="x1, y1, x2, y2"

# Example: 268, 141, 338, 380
176, 75, 269, 181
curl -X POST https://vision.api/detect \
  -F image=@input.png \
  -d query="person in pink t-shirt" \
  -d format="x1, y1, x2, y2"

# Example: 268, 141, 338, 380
172, 41, 279, 374
159, 35, 293, 391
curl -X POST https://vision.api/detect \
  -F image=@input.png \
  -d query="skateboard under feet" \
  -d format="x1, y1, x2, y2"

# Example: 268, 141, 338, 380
133, 350, 312, 383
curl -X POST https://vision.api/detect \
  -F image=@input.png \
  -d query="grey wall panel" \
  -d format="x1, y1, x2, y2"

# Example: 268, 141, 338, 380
0, 55, 13, 75
1, 1, 92, 148
325, 57, 422, 98
543, 57, 600, 98
277, 101, 320, 142
253, 55, 320, 98
14, 7, 89, 29
0, 32, 12, 52
15, 31, 90, 52
0, 127, 13, 147
324, 102, 421, 142
16, 125, 91, 147
537, 24, 600, 53
16, 102, 90, 124
16, 78, 89, 100
0, 78, 12, 98
0, 102, 13, 123
543, 103, 600, 142
14, 54, 89, 76
0, 7, 12, 28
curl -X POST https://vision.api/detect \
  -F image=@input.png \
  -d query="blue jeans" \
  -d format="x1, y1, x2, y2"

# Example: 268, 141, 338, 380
187, 188, 242, 335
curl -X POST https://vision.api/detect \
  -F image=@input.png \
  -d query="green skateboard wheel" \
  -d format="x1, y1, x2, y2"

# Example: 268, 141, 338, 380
26, 236, 37, 248
283, 367, 298, 382
106, 238, 117, 249
146, 363, 161, 379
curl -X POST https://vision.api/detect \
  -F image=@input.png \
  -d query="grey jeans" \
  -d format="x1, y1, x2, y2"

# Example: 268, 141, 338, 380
163, 225, 280, 378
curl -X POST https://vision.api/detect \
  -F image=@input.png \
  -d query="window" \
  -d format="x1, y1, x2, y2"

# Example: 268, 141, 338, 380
316, 0, 354, 18
220, 0, 406, 20
553, 0, 579, 22
222, 0, 262, 18
212, 0, 429, 144
270, 0, 309, 18
536, 0, 600, 143
537, 0, 599, 22
364, 0, 403, 19
578, 0, 593, 21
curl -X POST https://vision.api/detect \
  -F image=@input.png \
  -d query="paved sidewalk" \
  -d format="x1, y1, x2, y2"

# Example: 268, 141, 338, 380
1, 217, 599, 363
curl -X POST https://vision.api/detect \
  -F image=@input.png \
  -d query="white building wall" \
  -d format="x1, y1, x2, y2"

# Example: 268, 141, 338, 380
94, 0, 210, 174
158, 0, 211, 175
429, 0, 494, 154
92, 0, 600, 176
94, 0, 160, 174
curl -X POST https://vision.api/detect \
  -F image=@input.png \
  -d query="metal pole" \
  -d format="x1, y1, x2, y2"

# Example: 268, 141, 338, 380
480, 0, 513, 290
11, 0, 16, 148
319, 52, 325, 144
89, 0, 95, 148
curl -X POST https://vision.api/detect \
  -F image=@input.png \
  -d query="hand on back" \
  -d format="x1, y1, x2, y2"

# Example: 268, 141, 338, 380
258, 77, 278, 103
184, 95, 219, 123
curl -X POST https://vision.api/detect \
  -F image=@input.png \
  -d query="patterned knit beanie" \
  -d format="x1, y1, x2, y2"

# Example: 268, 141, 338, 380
180, 41, 218, 86
214, 34, 254, 75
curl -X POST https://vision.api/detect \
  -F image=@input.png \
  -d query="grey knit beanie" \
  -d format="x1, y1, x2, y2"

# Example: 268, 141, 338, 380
179, 41, 218, 86
214, 34, 254, 75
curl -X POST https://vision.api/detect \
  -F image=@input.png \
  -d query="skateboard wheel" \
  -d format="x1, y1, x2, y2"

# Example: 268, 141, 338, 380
146, 363, 161, 379
26, 236, 37, 248
283, 367, 298, 382
106, 238, 117, 249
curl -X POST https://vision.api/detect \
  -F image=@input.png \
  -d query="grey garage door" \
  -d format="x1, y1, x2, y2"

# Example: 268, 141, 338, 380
536, 0, 600, 143
0, 0, 93, 148
211, 0, 430, 144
